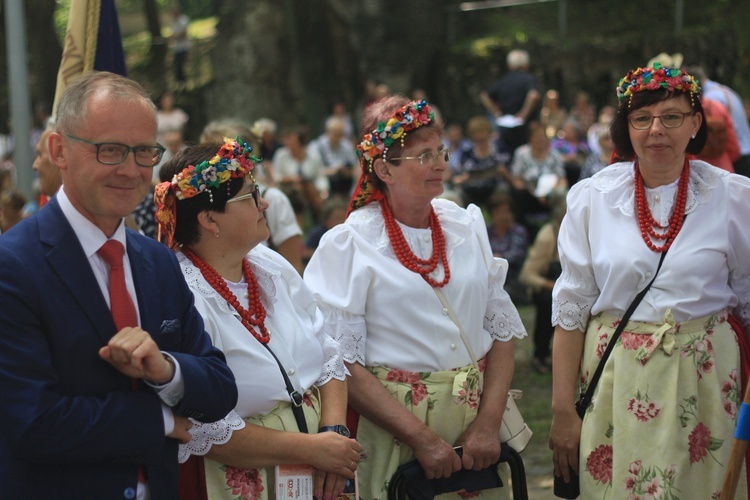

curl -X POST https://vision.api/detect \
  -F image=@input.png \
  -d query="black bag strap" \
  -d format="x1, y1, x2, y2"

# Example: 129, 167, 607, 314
576, 249, 667, 416
262, 343, 309, 433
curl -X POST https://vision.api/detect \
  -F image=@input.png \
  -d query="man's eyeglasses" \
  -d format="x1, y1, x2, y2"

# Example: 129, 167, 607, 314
226, 185, 260, 207
627, 112, 693, 130
66, 134, 166, 167
388, 149, 452, 166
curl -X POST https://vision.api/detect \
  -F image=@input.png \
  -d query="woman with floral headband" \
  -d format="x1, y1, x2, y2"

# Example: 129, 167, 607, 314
154, 138, 362, 500
549, 64, 750, 498
304, 96, 527, 499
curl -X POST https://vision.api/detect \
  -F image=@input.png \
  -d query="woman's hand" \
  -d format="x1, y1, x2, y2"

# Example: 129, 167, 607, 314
549, 406, 582, 482
307, 433, 362, 499
455, 421, 501, 471
412, 430, 462, 479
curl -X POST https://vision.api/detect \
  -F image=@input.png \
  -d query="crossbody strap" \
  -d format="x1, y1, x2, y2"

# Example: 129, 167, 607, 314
576, 249, 667, 415
433, 287, 484, 393
262, 343, 309, 433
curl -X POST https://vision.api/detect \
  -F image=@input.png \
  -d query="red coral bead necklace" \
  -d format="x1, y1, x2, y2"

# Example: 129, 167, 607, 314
634, 158, 689, 253
182, 246, 270, 343
380, 200, 451, 287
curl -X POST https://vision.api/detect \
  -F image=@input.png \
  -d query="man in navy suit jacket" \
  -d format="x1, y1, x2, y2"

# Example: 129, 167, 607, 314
0, 72, 237, 499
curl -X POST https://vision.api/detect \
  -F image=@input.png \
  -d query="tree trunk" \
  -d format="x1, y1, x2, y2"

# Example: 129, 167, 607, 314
25, 0, 62, 126
143, 0, 167, 86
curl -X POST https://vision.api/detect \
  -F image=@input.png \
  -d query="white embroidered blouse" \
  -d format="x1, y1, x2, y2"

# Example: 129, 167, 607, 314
552, 160, 750, 332
303, 198, 527, 372
177, 244, 347, 462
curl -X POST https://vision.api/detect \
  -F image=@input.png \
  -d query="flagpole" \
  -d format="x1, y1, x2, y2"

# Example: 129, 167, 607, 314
3, 0, 33, 201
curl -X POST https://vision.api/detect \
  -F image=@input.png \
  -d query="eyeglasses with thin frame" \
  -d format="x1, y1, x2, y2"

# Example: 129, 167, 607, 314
388, 149, 452, 166
226, 185, 260, 207
66, 134, 166, 167
627, 111, 693, 130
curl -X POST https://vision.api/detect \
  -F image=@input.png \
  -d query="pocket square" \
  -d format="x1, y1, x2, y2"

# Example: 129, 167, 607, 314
160, 319, 181, 334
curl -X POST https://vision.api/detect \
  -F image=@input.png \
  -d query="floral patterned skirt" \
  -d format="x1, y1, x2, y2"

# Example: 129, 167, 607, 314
355, 364, 509, 500
579, 309, 746, 499
204, 387, 322, 500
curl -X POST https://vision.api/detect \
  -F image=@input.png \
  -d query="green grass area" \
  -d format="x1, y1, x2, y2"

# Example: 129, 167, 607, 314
512, 305, 556, 496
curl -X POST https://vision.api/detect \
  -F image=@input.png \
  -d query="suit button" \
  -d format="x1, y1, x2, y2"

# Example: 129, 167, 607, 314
124, 487, 136, 499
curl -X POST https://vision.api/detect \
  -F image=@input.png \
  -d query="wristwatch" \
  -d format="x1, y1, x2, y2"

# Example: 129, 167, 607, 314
318, 425, 351, 438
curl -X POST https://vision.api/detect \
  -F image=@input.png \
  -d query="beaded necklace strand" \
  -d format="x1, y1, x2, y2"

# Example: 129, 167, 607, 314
380, 200, 451, 288
182, 247, 271, 343
634, 158, 689, 253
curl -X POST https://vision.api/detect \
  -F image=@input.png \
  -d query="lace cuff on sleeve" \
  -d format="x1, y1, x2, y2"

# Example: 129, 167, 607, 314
321, 307, 367, 365
178, 410, 245, 464
732, 276, 750, 326
484, 295, 527, 341
315, 334, 349, 385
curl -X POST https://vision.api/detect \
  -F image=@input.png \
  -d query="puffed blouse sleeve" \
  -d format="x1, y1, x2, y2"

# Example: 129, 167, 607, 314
551, 180, 600, 332
275, 249, 348, 385
468, 204, 527, 341
727, 175, 750, 326
303, 226, 370, 366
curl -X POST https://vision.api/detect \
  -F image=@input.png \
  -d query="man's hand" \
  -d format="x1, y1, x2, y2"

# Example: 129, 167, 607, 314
168, 415, 193, 444
99, 327, 174, 384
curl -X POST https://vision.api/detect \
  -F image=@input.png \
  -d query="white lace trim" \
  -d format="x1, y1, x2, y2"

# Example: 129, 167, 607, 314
346, 198, 473, 265
320, 308, 367, 365
592, 160, 725, 218
177, 248, 279, 317
733, 275, 750, 326
485, 296, 527, 341
178, 409, 246, 463
317, 334, 350, 384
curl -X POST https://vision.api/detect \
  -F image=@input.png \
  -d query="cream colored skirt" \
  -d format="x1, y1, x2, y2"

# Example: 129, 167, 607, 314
579, 309, 747, 499
355, 364, 509, 500
204, 387, 322, 500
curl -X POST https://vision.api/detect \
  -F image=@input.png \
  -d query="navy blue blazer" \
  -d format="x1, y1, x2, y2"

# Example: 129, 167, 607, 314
0, 197, 237, 499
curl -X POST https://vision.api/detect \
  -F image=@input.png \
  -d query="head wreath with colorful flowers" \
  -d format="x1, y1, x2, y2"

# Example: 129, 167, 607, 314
349, 98, 436, 214
616, 62, 701, 108
154, 137, 260, 248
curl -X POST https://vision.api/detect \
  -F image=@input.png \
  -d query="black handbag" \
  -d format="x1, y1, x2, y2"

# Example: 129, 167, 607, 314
554, 250, 667, 499
388, 446, 503, 500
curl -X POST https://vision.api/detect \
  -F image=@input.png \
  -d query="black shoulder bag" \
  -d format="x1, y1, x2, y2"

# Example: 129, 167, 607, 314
554, 249, 667, 499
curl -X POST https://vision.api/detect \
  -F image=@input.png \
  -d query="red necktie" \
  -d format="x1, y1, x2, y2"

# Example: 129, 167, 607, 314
97, 240, 138, 330
97, 240, 147, 483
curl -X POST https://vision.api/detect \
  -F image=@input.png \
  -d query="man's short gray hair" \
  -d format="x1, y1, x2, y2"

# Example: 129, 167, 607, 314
55, 71, 156, 134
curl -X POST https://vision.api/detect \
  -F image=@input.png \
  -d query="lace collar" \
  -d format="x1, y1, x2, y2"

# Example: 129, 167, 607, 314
592, 160, 726, 217
346, 198, 474, 262
177, 246, 279, 317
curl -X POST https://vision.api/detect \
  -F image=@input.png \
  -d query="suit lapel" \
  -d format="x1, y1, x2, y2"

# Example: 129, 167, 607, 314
126, 232, 158, 334
39, 198, 117, 345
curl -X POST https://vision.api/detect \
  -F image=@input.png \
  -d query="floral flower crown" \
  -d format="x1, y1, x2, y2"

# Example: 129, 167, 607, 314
162, 136, 258, 201
357, 100, 435, 169
154, 137, 259, 248
616, 62, 701, 106
348, 100, 436, 215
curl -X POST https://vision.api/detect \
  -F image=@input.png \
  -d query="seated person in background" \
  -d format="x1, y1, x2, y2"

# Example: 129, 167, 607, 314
310, 117, 359, 199
540, 89, 568, 139
579, 126, 615, 179
201, 119, 305, 274
551, 119, 590, 186
695, 96, 741, 173
509, 121, 567, 237
155, 138, 361, 499
272, 127, 328, 223
520, 187, 566, 374
451, 115, 513, 209
303, 196, 348, 264
486, 191, 529, 306
0, 189, 27, 233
